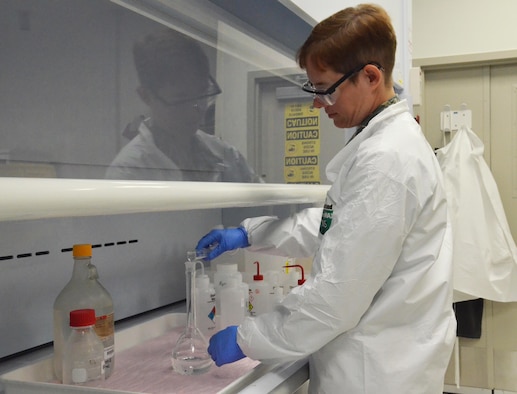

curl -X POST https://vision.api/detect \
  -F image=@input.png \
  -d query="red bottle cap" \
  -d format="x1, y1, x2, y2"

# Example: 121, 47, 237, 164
69, 309, 96, 327
253, 261, 263, 281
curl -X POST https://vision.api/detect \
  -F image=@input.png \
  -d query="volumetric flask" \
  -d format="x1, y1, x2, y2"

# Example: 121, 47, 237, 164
172, 251, 213, 375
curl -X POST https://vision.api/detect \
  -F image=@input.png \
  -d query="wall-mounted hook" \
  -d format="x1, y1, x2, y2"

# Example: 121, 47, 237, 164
441, 105, 452, 132
440, 104, 472, 133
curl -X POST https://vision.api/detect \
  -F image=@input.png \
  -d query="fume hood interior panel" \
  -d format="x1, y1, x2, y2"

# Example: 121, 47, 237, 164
0, 209, 219, 358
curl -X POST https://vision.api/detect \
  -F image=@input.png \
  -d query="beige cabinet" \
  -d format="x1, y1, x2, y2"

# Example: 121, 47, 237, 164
444, 301, 517, 392
418, 62, 517, 392
492, 301, 517, 391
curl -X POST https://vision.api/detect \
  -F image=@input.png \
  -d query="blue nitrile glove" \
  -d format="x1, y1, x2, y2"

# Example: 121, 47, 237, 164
196, 227, 249, 261
208, 325, 246, 366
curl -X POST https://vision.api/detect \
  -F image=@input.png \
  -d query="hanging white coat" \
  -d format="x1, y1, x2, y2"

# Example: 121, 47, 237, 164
436, 126, 517, 302
238, 100, 457, 394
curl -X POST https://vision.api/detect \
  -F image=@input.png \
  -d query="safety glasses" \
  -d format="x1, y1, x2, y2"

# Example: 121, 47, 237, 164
301, 63, 383, 106
151, 75, 222, 108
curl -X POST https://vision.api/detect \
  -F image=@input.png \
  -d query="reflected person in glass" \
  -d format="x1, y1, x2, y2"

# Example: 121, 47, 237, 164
105, 28, 260, 182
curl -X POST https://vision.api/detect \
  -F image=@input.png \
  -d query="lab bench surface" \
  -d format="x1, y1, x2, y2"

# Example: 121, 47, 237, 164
0, 304, 309, 394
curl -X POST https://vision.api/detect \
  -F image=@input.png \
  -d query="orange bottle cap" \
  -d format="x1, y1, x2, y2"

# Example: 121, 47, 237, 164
73, 244, 92, 258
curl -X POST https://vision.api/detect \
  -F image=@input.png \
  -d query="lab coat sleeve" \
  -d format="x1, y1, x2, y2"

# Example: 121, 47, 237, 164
237, 154, 422, 364
222, 145, 264, 183
241, 207, 323, 258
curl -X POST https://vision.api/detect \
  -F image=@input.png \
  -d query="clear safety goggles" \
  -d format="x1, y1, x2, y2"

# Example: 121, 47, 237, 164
301, 63, 383, 106
151, 75, 222, 109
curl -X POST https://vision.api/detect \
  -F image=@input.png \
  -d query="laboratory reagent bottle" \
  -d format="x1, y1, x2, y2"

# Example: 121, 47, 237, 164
283, 264, 306, 294
213, 262, 242, 318
62, 309, 105, 385
248, 261, 272, 317
219, 276, 246, 330
195, 274, 216, 338
265, 270, 284, 305
53, 244, 115, 381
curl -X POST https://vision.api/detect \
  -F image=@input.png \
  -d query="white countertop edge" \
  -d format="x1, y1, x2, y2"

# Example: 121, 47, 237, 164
230, 358, 309, 394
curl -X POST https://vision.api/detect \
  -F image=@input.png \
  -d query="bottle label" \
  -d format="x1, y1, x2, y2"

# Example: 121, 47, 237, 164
95, 313, 114, 338
94, 313, 115, 376
104, 345, 115, 361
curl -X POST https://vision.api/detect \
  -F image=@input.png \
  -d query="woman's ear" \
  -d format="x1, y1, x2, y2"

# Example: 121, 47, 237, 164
363, 64, 383, 86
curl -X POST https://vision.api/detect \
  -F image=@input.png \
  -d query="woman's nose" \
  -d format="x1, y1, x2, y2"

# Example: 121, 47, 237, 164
313, 98, 325, 109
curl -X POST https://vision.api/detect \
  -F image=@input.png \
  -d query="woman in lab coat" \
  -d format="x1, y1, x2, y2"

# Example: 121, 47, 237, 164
197, 4, 456, 393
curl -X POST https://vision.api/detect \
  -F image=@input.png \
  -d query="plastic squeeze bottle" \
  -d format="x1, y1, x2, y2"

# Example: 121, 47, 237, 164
195, 273, 216, 338
248, 261, 272, 317
219, 276, 246, 329
213, 262, 242, 318
62, 309, 105, 385
53, 244, 115, 381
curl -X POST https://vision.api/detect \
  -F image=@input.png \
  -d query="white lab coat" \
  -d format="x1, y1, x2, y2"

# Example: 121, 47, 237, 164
105, 121, 259, 182
238, 100, 456, 394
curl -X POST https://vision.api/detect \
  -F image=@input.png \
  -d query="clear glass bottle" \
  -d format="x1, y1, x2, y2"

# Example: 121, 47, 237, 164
62, 309, 105, 385
53, 244, 115, 381
171, 251, 213, 375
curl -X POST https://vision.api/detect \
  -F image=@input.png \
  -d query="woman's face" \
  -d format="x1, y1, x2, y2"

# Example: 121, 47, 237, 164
148, 76, 209, 135
305, 59, 374, 129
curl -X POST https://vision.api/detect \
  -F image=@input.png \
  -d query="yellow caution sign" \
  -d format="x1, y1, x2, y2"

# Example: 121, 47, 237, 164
284, 103, 320, 184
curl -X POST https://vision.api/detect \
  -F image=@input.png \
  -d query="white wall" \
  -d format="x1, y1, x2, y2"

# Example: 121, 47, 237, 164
413, 0, 517, 65
283, 1, 412, 93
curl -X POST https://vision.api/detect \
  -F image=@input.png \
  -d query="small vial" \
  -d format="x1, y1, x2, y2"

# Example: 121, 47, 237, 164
62, 309, 105, 385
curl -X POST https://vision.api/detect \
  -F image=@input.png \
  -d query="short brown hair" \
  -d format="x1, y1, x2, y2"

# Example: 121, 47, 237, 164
133, 29, 209, 91
296, 4, 396, 85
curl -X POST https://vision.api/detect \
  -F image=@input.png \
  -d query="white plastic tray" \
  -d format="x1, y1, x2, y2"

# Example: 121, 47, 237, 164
0, 313, 276, 394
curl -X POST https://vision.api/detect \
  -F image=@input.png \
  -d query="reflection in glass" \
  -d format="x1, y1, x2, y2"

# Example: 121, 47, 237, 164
1, 0, 316, 183
105, 28, 259, 182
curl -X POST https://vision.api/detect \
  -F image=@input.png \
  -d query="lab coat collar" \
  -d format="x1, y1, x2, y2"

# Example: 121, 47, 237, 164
325, 99, 410, 183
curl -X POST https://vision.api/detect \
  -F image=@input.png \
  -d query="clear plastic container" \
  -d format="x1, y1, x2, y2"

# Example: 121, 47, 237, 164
195, 274, 216, 338
53, 244, 115, 382
213, 263, 242, 317
62, 309, 105, 385
248, 261, 272, 317
219, 276, 246, 329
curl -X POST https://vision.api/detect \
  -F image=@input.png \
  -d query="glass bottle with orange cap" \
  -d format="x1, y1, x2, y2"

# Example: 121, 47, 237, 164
53, 244, 115, 382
